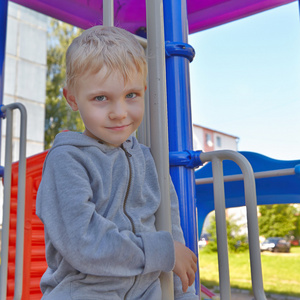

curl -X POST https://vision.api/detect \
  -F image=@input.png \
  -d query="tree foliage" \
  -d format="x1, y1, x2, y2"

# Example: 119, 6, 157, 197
203, 213, 249, 253
258, 204, 297, 238
45, 20, 84, 149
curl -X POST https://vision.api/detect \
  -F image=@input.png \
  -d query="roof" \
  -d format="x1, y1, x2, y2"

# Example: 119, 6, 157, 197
193, 124, 239, 140
11, 0, 295, 34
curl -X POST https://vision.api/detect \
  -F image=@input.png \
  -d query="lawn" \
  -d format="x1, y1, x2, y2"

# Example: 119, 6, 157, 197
199, 247, 300, 297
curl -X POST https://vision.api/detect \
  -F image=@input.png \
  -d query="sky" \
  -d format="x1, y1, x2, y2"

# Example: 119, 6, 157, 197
188, 1, 300, 161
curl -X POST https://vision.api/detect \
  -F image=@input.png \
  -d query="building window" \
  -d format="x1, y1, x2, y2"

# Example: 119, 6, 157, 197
216, 136, 221, 147
206, 133, 213, 147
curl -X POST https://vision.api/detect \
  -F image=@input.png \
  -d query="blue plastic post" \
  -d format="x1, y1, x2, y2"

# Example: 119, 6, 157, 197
163, 0, 199, 294
0, 0, 9, 164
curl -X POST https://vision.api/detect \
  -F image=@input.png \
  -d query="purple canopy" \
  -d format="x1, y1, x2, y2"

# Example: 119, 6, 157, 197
11, 0, 294, 34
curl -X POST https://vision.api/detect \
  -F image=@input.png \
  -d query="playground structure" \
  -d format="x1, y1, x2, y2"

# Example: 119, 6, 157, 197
0, 0, 300, 299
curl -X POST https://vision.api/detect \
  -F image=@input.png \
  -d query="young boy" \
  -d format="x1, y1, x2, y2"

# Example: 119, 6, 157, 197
36, 26, 198, 300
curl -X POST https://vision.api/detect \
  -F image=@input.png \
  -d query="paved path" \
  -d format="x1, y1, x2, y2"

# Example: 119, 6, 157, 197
231, 291, 254, 299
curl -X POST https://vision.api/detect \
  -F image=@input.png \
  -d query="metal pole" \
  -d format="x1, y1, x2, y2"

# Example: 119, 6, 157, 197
0, 103, 27, 300
146, 0, 174, 299
103, 0, 114, 26
163, 0, 199, 294
196, 167, 297, 185
200, 150, 267, 300
136, 38, 150, 147
13, 103, 27, 300
0, 106, 13, 300
201, 154, 231, 300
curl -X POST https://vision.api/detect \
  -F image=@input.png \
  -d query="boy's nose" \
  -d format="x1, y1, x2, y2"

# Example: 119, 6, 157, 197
109, 101, 127, 120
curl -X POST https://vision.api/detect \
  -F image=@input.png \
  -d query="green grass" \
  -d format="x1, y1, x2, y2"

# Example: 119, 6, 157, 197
199, 247, 300, 297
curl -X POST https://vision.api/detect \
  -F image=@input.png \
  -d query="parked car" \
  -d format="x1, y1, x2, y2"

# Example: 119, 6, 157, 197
260, 237, 290, 253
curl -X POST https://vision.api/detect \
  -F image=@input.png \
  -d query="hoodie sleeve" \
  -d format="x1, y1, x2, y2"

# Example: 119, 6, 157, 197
36, 147, 174, 277
169, 179, 199, 300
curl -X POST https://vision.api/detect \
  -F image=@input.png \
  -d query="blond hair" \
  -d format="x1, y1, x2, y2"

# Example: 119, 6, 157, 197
65, 26, 147, 91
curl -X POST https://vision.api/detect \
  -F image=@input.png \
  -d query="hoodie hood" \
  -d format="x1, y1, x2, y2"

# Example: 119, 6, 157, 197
52, 131, 135, 153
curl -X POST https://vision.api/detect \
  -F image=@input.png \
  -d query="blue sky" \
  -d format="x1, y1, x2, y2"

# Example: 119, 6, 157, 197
189, 2, 300, 161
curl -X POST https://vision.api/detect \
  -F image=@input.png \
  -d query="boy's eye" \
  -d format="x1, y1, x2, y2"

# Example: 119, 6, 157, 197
95, 95, 107, 102
126, 93, 137, 99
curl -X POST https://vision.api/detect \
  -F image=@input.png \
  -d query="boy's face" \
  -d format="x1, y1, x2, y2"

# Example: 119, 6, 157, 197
64, 67, 146, 147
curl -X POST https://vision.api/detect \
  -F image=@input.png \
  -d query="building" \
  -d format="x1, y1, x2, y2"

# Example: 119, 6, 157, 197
193, 124, 248, 235
0, 2, 47, 223
193, 124, 239, 153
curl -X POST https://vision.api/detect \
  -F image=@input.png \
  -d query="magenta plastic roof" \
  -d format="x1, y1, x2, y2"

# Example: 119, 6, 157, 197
11, 0, 295, 34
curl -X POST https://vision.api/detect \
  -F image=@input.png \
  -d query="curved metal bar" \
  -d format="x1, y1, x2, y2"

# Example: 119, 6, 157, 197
0, 103, 27, 300
196, 167, 297, 185
200, 150, 267, 300
201, 154, 230, 300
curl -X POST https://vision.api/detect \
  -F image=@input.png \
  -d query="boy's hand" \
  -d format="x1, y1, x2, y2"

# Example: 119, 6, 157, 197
173, 241, 198, 293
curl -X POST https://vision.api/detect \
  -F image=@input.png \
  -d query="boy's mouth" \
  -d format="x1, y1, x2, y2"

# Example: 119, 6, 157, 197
106, 124, 131, 131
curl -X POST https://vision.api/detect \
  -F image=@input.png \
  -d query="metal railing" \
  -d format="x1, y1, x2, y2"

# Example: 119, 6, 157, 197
199, 150, 267, 300
0, 103, 27, 300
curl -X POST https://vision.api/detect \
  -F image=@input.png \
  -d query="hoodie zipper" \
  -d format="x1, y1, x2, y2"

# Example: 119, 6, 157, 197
121, 145, 138, 300
121, 145, 136, 233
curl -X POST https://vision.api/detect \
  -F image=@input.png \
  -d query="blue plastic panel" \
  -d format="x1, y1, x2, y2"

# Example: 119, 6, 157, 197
195, 151, 300, 234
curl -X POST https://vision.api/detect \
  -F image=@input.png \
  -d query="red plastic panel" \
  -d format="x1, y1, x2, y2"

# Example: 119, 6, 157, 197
7, 151, 48, 300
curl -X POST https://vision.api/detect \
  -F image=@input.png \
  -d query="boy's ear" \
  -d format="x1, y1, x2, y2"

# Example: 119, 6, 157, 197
63, 87, 78, 111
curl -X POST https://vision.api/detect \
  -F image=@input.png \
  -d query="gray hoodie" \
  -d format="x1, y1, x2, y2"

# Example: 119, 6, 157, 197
36, 131, 198, 299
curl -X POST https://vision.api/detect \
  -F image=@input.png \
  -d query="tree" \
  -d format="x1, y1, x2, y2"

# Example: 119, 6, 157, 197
258, 204, 297, 238
292, 211, 300, 243
45, 20, 84, 149
203, 213, 248, 253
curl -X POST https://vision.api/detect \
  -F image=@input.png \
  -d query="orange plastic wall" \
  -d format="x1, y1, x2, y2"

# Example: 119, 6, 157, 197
6, 151, 48, 300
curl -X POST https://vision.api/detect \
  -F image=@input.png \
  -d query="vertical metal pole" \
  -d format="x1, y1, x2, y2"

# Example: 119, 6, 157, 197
137, 42, 151, 148
103, 0, 114, 26
146, 0, 174, 299
210, 157, 231, 300
0, 107, 13, 300
163, 0, 199, 294
13, 104, 27, 300
137, 86, 151, 147
0, 103, 27, 300
0, 0, 9, 162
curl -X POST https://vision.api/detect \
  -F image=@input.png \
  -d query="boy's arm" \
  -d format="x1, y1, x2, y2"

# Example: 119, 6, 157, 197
169, 179, 199, 299
36, 149, 175, 278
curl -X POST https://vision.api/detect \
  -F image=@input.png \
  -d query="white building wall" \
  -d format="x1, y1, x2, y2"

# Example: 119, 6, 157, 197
193, 125, 238, 152
213, 133, 238, 151
1, 2, 47, 223
192, 125, 204, 151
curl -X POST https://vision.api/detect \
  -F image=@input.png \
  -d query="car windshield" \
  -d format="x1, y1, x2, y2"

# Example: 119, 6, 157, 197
265, 238, 279, 243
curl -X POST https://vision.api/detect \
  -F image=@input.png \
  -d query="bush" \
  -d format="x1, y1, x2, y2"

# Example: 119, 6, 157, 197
201, 213, 249, 253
